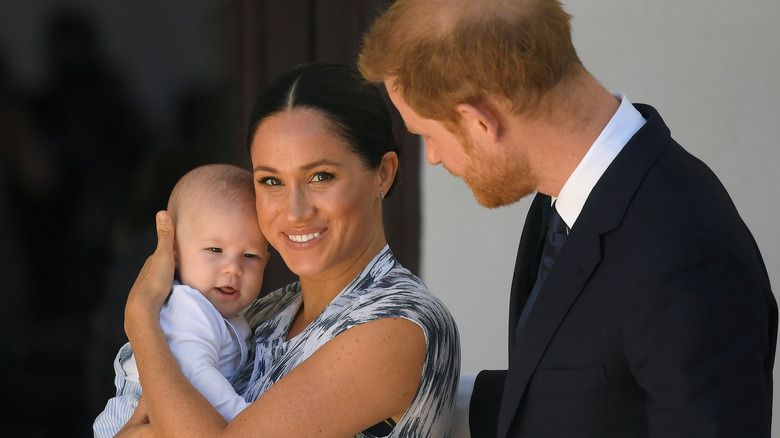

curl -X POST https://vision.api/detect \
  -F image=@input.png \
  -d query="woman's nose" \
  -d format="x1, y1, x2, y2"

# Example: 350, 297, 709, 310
286, 187, 315, 221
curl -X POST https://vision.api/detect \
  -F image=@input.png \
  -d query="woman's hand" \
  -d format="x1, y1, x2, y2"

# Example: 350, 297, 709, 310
125, 211, 176, 341
115, 397, 154, 438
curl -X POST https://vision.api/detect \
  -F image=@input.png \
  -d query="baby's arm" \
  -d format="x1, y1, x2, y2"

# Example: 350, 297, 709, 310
160, 285, 251, 421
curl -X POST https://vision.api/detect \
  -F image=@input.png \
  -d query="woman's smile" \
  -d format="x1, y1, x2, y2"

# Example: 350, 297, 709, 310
287, 231, 322, 243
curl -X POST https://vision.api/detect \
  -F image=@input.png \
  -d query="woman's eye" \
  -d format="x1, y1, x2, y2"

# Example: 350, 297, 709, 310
208, 247, 223, 253
311, 172, 334, 183
258, 177, 281, 186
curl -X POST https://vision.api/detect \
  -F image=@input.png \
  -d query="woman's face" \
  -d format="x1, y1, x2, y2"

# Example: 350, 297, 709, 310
249, 108, 392, 285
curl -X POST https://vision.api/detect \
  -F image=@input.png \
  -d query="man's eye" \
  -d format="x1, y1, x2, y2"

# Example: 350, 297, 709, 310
311, 172, 334, 183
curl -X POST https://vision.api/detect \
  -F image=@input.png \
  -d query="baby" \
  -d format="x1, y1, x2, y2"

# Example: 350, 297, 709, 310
94, 164, 269, 437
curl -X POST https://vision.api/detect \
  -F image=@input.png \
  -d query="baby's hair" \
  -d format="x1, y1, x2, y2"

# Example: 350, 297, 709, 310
167, 163, 255, 224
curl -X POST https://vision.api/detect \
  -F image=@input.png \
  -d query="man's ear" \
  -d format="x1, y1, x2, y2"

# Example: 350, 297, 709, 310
457, 102, 500, 143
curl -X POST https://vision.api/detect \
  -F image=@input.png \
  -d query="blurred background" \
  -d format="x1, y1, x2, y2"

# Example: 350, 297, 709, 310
1, 0, 778, 437
0, 1, 420, 435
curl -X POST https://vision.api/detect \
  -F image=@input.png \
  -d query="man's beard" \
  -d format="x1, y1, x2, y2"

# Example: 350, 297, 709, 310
460, 147, 536, 209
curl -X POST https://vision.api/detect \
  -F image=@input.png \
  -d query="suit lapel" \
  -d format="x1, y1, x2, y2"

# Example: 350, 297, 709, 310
498, 213, 603, 437
496, 104, 673, 437
507, 193, 549, 348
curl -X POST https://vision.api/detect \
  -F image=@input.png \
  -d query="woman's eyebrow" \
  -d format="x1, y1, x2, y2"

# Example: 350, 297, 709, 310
254, 159, 342, 173
300, 159, 341, 170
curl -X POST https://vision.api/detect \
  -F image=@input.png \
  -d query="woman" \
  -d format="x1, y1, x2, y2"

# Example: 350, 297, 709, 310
120, 62, 460, 437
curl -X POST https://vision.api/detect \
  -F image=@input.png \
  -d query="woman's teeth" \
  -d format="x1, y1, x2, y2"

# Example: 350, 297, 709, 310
288, 232, 320, 243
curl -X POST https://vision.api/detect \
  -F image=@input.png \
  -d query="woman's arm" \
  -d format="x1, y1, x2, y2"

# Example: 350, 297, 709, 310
229, 317, 425, 437
125, 212, 426, 437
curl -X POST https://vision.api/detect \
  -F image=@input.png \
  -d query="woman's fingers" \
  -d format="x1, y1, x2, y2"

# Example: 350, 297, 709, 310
138, 211, 175, 295
125, 211, 177, 330
154, 210, 175, 261
129, 396, 150, 426
150, 210, 176, 291
115, 397, 151, 437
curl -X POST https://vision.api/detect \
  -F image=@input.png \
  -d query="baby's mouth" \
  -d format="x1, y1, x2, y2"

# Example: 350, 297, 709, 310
217, 286, 238, 295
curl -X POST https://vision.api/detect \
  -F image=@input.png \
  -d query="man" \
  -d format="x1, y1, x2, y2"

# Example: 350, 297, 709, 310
359, 0, 777, 436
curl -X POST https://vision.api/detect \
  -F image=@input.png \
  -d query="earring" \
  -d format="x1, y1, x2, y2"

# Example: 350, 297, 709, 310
380, 191, 385, 200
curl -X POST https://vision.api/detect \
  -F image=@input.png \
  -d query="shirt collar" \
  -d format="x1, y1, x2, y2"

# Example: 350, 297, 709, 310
554, 93, 646, 229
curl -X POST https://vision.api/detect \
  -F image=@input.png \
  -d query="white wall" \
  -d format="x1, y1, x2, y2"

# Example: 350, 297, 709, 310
420, 0, 780, 433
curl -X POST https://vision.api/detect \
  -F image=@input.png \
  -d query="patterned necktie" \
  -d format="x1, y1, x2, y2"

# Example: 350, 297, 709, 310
515, 203, 568, 335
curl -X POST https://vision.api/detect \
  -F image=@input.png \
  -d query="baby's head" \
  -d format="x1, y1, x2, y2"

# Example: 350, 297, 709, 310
167, 164, 269, 318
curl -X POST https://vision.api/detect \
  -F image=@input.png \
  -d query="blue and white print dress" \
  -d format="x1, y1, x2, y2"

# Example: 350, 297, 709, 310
231, 245, 460, 437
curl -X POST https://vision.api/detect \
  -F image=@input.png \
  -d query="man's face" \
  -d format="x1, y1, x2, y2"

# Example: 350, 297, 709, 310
384, 78, 535, 208
384, 79, 471, 173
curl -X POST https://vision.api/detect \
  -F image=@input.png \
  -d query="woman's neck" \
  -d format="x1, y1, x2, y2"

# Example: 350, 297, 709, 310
290, 238, 387, 337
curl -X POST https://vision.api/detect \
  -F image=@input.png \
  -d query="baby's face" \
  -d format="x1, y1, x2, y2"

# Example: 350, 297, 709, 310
174, 203, 269, 318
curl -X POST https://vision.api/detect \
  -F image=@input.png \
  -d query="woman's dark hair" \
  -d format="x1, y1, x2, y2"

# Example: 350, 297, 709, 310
246, 62, 401, 197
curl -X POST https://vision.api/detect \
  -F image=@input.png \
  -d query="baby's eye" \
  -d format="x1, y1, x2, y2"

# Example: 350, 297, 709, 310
243, 253, 258, 259
311, 172, 334, 183
258, 176, 281, 186
208, 247, 223, 253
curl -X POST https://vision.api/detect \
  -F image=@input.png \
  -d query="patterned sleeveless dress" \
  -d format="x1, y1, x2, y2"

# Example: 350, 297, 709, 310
231, 246, 460, 437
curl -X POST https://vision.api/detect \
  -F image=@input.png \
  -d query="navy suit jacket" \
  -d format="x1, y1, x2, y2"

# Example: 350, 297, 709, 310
470, 104, 777, 437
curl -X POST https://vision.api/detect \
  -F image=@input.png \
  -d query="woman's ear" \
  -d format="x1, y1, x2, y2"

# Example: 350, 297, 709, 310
377, 151, 399, 194
457, 101, 500, 143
